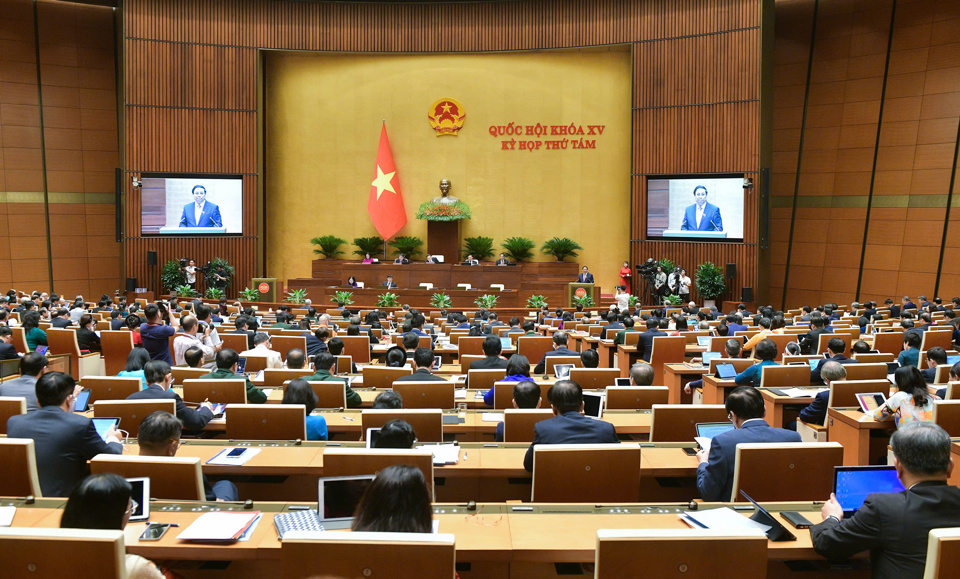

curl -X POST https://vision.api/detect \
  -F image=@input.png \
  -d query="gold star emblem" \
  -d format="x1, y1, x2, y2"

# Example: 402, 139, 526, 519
441, 102, 453, 113
371, 165, 396, 200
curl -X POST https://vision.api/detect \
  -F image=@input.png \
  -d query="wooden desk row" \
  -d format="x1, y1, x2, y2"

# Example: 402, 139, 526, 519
5, 498, 861, 579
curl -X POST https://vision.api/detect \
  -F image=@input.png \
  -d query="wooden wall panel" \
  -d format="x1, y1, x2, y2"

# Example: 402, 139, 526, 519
124, 0, 765, 301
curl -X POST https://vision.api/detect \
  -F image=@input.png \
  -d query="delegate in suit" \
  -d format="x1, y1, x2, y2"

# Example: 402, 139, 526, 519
680, 185, 723, 231
523, 380, 619, 472
179, 184, 223, 228
7, 372, 123, 497
696, 386, 801, 501
811, 422, 960, 579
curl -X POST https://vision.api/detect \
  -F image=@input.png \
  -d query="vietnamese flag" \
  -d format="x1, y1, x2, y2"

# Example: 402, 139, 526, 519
367, 124, 407, 240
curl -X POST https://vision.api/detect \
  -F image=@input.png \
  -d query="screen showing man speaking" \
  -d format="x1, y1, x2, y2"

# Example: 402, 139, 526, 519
645, 176, 745, 241
140, 174, 243, 235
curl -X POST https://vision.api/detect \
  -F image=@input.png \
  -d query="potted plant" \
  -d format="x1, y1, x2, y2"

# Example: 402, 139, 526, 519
663, 294, 683, 306
540, 237, 583, 261
238, 287, 259, 302
310, 235, 347, 259
461, 236, 495, 261
205, 287, 224, 300
526, 295, 548, 308
331, 291, 354, 305
388, 236, 424, 260
502, 237, 537, 262
174, 284, 196, 298
161, 260, 186, 292
284, 288, 308, 304
657, 258, 675, 273
475, 294, 498, 309
377, 292, 399, 307
695, 261, 726, 308
430, 293, 452, 308
628, 295, 641, 308
353, 236, 384, 260
572, 294, 595, 308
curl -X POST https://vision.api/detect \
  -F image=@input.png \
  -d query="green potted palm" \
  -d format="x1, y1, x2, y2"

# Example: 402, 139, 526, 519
310, 235, 347, 259
238, 287, 259, 302
541, 237, 583, 261
572, 294, 595, 308
377, 292, 400, 307
161, 260, 186, 293
526, 295, 548, 308
388, 236, 424, 260
353, 236, 384, 260
332, 291, 354, 305
502, 237, 536, 262
283, 288, 308, 304
430, 293, 452, 308
475, 294, 498, 309
461, 236, 495, 261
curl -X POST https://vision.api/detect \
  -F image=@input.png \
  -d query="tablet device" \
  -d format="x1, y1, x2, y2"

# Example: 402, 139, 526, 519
701, 352, 721, 366
431, 355, 443, 371
34, 346, 49, 355
855, 392, 886, 413
582, 392, 604, 419
697, 335, 712, 347
833, 466, 905, 517
948, 354, 960, 366
614, 377, 631, 386
365, 427, 382, 449
554, 364, 575, 379
808, 359, 819, 371
716, 363, 738, 379
73, 388, 92, 412
318, 475, 376, 529
126, 477, 150, 522
695, 422, 735, 440
92, 417, 120, 441
500, 337, 513, 350
738, 490, 797, 542
236, 357, 247, 374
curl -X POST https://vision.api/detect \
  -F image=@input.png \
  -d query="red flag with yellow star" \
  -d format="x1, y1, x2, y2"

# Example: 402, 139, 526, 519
367, 124, 407, 240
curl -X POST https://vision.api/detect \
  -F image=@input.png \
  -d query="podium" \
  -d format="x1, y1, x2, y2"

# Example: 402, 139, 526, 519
567, 283, 594, 307
158, 226, 227, 234
661, 230, 727, 239
252, 278, 278, 303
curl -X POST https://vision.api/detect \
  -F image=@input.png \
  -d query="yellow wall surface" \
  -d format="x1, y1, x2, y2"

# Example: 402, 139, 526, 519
265, 48, 632, 291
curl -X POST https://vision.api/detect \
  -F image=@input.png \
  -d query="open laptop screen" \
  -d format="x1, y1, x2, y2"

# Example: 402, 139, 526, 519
834, 466, 905, 516
695, 422, 734, 440
318, 475, 375, 522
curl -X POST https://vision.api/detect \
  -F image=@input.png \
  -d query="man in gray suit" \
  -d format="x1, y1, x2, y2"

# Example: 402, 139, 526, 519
0, 352, 48, 412
7, 371, 123, 497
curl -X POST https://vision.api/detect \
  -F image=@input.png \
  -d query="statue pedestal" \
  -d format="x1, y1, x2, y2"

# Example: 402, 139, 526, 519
427, 220, 461, 265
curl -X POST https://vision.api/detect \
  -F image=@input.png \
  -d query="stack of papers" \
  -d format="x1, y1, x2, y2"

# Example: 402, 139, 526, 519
178, 511, 262, 541
777, 387, 827, 398
480, 412, 504, 422
694, 437, 712, 455
679, 507, 771, 533
454, 389, 467, 399
416, 443, 460, 465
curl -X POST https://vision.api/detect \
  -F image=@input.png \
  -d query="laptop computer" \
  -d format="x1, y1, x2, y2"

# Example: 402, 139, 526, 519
715, 363, 738, 379
697, 335, 712, 347
318, 474, 376, 529
582, 392, 604, 419
855, 392, 887, 413
554, 364, 575, 379
126, 477, 151, 522
695, 422, 735, 440
833, 466, 905, 517
365, 427, 382, 449
614, 377, 631, 386
500, 337, 513, 350
701, 352, 721, 366
738, 490, 797, 542
948, 354, 960, 366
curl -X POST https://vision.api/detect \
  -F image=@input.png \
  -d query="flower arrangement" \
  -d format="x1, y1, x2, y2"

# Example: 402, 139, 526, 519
415, 200, 472, 221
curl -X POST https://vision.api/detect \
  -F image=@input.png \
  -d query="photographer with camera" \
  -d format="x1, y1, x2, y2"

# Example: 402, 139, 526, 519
181, 258, 198, 290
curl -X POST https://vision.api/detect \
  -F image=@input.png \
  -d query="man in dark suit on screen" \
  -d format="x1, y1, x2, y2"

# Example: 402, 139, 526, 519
523, 380, 619, 472
811, 422, 960, 579
696, 386, 800, 502
6, 372, 123, 497
179, 184, 223, 228
680, 185, 723, 231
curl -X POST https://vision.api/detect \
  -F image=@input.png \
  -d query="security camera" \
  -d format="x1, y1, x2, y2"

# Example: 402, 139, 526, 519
132, 177, 141, 189
743, 177, 754, 188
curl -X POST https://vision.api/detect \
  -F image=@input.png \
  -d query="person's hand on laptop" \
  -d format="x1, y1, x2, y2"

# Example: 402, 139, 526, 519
821, 492, 843, 521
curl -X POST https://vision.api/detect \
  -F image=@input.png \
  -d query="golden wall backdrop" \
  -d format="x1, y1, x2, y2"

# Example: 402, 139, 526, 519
265, 48, 632, 291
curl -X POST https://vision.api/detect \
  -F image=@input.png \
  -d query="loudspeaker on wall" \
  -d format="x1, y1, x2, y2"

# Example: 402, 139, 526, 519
125, 278, 137, 292
147, 251, 157, 266
742, 287, 754, 302
726, 263, 736, 278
